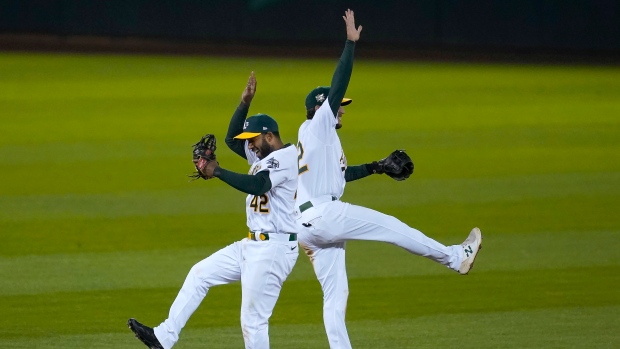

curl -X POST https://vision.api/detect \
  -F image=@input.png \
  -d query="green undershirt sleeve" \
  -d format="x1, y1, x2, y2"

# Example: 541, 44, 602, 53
225, 103, 250, 159
344, 164, 372, 182
215, 167, 272, 196
328, 40, 355, 116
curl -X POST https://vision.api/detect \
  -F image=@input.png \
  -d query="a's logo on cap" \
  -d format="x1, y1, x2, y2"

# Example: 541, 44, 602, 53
243, 121, 249, 130
315, 93, 325, 103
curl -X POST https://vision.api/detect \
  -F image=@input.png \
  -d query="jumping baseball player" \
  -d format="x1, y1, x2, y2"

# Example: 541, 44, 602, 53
128, 72, 299, 349
295, 9, 483, 349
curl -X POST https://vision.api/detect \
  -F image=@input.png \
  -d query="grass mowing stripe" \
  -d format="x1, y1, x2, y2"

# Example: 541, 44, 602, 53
1, 230, 618, 295
2, 122, 619, 165
0, 214, 248, 256
383, 171, 620, 204
0, 187, 244, 220
344, 266, 619, 320
344, 306, 620, 349
1, 266, 617, 339
2, 172, 618, 220
2, 196, 618, 259
1, 306, 617, 348
0, 167, 620, 200
344, 230, 620, 276
356, 195, 620, 237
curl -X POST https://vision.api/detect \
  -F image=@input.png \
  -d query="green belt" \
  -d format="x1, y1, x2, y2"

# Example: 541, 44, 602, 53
248, 232, 297, 241
299, 196, 337, 213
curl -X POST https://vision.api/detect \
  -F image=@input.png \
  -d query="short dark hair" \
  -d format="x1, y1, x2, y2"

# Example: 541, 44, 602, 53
306, 108, 316, 119
268, 131, 281, 140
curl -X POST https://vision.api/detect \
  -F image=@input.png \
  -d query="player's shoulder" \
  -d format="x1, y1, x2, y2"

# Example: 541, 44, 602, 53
306, 98, 336, 132
263, 144, 297, 169
317, 97, 334, 115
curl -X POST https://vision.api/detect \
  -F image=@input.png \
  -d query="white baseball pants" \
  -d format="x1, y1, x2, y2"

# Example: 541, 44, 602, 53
297, 200, 464, 349
153, 237, 298, 349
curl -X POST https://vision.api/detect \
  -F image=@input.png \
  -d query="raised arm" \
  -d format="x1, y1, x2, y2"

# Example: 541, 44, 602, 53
328, 9, 362, 116
225, 72, 257, 159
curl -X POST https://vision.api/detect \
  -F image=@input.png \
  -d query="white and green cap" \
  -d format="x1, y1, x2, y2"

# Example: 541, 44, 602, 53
234, 113, 279, 139
305, 86, 352, 110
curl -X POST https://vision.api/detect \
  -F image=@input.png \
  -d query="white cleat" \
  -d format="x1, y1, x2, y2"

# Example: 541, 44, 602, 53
459, 227, 482, 275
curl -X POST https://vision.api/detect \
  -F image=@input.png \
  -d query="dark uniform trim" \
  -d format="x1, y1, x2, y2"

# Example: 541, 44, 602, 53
299, 196, 337, 213
248, 232, 297, 241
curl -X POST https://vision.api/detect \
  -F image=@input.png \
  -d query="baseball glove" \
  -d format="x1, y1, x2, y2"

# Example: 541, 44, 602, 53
189, 133, 217, 180
378, 150, 414, 181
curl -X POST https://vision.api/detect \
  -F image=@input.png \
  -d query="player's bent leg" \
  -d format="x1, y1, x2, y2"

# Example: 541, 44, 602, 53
153, 241, 243, 349
335, 202, 463, 272
307, 242, 352, 349
240, 239, 298, 349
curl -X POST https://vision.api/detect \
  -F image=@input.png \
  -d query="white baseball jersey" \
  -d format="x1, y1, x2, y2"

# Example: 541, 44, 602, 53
294, 98, 466, 349
243, 143, 298, 234
296, 97, 347, 206
153, 141, 300, 349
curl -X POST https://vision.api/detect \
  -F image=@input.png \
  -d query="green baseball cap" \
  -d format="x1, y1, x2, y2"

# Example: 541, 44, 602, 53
234, 113, 279, 139
305, 86, 352, 110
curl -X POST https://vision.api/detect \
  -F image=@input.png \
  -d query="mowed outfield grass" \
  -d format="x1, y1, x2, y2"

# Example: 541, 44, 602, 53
1, 51, 619, 348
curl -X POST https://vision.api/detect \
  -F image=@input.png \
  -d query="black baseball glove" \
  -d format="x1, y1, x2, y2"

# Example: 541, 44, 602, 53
189, 134, 217, 180
376, 150, 414, 181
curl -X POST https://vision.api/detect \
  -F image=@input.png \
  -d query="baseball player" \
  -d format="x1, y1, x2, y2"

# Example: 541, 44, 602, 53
295, 9, 483, 349
128, 72, 299, 349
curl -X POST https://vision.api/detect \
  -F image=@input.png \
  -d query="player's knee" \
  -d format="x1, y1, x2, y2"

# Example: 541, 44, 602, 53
324, 298, 348, 315
323, 304, 347, 325
240, 312, 268, 334
186, 265, 213, 290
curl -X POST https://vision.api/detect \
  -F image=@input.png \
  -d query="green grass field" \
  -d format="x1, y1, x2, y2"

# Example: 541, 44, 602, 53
1, 52, 619, 348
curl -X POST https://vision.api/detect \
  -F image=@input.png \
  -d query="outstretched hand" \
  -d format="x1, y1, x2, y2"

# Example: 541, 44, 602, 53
343, 9, 362, 42
241, 71, 257, 105
193, 157, 219, 179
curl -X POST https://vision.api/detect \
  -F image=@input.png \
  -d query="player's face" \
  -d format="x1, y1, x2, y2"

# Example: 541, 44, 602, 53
336, 106, 345, 129
248, 134, 273, 159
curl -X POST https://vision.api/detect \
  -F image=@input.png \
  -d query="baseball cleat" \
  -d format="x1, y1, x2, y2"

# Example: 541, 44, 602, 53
127, 318, 164, 349
458, 227, 482, 275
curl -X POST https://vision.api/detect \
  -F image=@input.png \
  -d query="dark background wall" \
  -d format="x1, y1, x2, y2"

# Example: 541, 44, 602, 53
1, 0, 619, 52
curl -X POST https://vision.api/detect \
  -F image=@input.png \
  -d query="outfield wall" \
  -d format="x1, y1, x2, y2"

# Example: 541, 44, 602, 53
1, 0, 619, 51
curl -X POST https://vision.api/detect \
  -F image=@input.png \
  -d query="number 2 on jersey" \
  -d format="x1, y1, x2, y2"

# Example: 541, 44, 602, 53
297, 141, 309, 175
250, 194, 269, 213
